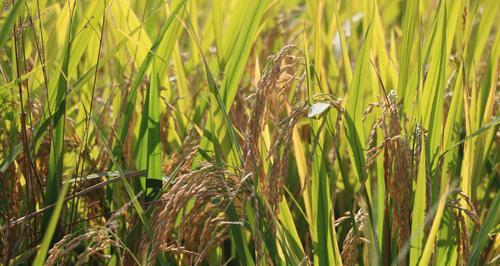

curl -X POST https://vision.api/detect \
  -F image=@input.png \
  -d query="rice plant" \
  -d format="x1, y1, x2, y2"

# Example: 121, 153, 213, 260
0, 0, 498, 265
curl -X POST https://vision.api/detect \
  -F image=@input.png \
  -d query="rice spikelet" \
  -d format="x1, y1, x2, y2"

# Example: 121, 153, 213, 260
340, 209, 369, 266
147, 163, 251, 265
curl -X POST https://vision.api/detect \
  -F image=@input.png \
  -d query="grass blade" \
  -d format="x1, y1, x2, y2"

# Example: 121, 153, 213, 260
0, 0, 25, 49
33, 182, 70, 265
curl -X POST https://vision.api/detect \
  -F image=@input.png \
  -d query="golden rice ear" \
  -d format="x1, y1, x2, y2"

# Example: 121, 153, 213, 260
45, 201, 134, 266
341, 209, 368, 266
264, 94, 344, 214
145, 163, 249, 264
455, 209, 470, 266
163, 126, 202, 175
243, 45, 297, 176
446, 187, 481, 266
376, 91, 414, 260
240, 47, 303, 263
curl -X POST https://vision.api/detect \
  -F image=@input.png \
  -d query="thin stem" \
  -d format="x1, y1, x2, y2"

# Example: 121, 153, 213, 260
69, 0, 107, 233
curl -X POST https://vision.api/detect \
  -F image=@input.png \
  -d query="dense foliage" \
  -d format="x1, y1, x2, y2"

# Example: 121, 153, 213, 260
0, 0, 498, 265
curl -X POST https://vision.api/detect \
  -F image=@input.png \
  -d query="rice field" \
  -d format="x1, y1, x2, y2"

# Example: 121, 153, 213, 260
0, 0, 498, 265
